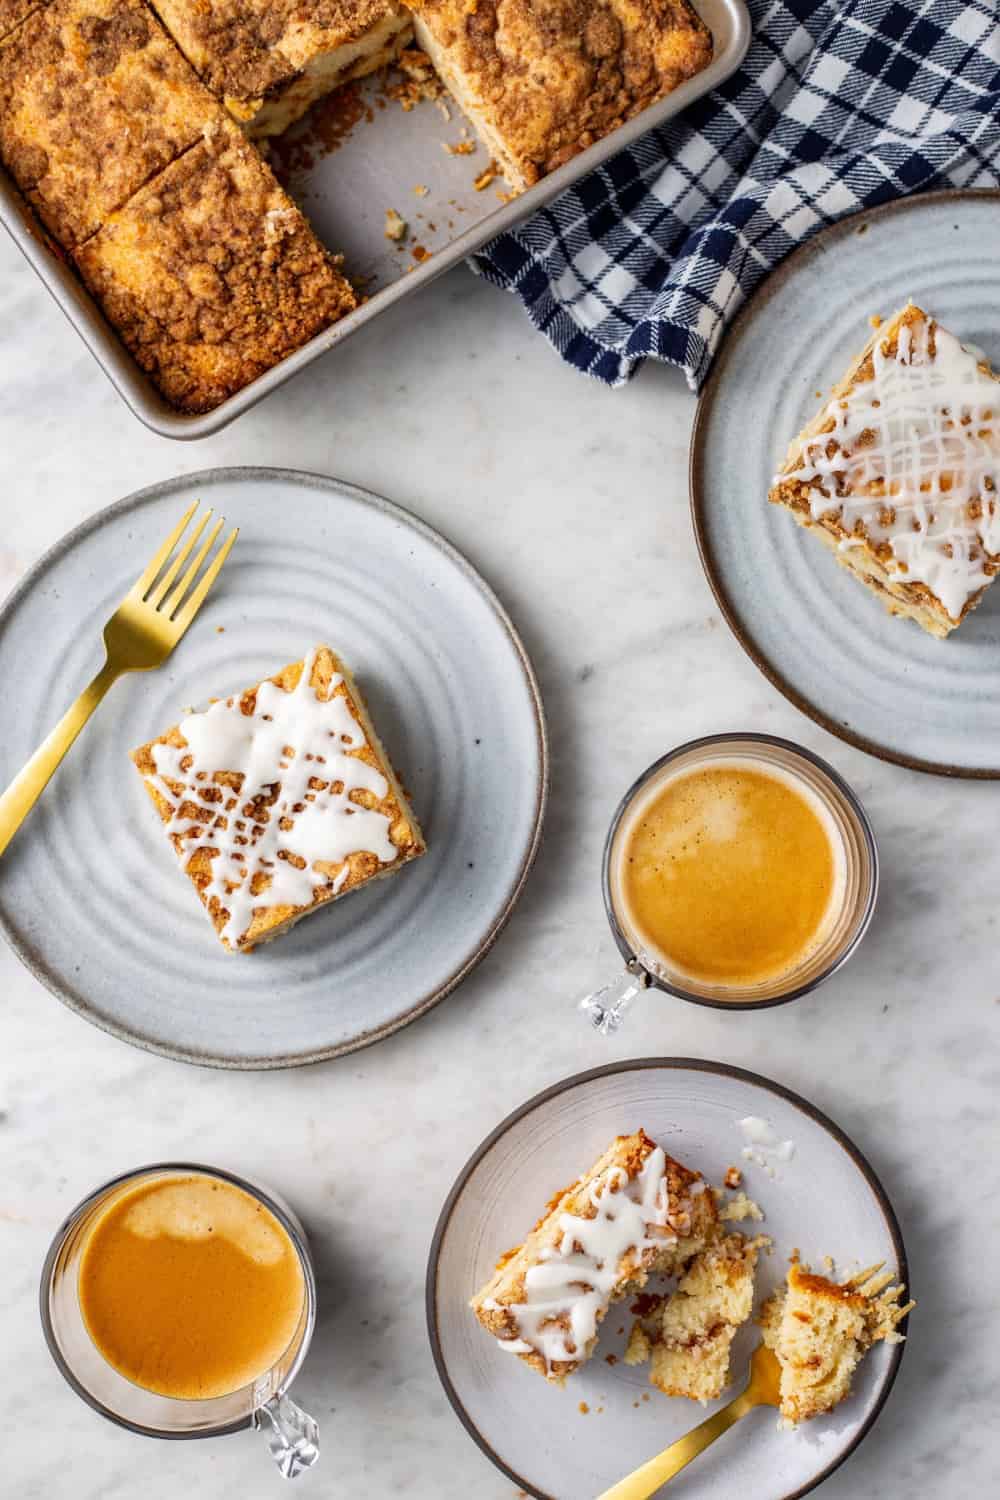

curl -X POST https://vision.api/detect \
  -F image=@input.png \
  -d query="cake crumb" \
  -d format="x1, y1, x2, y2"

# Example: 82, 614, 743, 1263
604, 1353, 618, 1366
388, 49, 444, 111
578, 1401, 589, 1415
216, 626, 225, 633
384, 208, 407, 241
719, 1190, 764, 1223
624, 1321, 652, 1366
444, 139, 476, 156
413, 184, 429, 196
724, 1166, 742, 1190
397, 46, 439, 84
474, 162, 499, 191
869, 313, 883, 329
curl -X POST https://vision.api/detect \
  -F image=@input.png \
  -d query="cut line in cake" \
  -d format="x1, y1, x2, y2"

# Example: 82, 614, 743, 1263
0, 0, 713, 411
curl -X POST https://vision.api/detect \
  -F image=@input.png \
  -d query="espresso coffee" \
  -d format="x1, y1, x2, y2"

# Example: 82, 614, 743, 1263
77, 1173, 305, 1400
617, 760, 844, 989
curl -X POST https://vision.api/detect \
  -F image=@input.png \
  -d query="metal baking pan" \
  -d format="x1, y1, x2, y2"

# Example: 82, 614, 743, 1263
0, 0, 749, 438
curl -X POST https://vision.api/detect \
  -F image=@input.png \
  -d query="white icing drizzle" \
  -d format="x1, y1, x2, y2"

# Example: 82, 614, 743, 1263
148, 649, 398, 947
493, 1146, 677, 1370
738, 1116, 795, 1179
787, 314, 1000, 621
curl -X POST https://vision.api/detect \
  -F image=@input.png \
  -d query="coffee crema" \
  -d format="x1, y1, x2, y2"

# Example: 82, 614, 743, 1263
617, 761, 843, 989
77, 1173, 305, 1400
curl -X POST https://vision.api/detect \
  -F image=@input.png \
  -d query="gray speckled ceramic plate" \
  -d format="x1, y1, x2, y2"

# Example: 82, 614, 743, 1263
692, 189, 1000, 777
0, 469, 547, 1067
428, 1060, 909, 1500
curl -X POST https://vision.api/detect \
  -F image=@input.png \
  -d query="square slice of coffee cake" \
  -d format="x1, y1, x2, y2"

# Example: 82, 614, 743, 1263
769, 304, 1000, 638
131, 645, 425, 951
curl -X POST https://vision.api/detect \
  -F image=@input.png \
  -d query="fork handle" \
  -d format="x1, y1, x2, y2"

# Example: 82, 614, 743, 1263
595, 1387, 756, 1500
0, 660, 121, 858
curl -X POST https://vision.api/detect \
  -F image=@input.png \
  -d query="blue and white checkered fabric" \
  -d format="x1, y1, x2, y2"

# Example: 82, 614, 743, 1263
471, 0, 1000, 389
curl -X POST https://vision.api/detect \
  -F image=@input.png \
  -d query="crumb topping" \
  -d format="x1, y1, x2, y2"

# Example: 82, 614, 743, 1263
75, 118, 354, 411
0, 0, 217, 244
771, 304, 1000, 628
131, 647, 423, 949
472, 1134, 719, 1384
411, 0, 712, 184
149, 0, 405, 102
0, 0, 40, 41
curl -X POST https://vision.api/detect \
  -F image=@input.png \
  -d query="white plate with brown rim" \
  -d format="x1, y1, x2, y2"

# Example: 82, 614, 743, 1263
691, 189, 1000, 778
427, 1059, 910, 1500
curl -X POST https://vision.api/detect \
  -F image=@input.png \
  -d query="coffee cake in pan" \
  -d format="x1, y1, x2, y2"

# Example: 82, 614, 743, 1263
0, 0, 716, 413
75, 116, 355, 412
148, 0, 413, 136
0, 0, 219, 245
410, 0, 712, 189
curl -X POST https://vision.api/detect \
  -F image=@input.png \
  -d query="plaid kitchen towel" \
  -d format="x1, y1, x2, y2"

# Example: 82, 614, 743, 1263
471, 0, 1000, 390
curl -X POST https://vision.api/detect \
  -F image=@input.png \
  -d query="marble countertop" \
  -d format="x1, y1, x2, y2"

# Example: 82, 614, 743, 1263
2, 230, 997, 1500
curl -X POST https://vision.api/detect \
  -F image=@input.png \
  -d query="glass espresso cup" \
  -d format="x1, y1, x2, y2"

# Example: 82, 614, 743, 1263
580, 734, 878, 1030
40, 1164, 319, 1478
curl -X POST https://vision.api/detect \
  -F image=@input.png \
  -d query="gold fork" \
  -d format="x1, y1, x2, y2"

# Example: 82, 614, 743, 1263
596, 1343, 782, 1499
0, 502, 238, 858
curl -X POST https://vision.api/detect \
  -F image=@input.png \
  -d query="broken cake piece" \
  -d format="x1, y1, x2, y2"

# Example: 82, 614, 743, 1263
769, 303, 1000, 638
470, 1131, 718, 1383
409, 0, 713, 190
625, 1231, 764, 1403
758, 1257, 914, 1425
130, 645, 425, 951
149, 0, 412, 135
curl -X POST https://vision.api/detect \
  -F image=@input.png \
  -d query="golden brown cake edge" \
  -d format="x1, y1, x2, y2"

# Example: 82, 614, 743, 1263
131, 646, 425, 952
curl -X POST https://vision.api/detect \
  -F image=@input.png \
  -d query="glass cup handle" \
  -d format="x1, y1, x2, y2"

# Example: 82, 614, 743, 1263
253, 1393, 320, 1479
578, 960, 649, 1035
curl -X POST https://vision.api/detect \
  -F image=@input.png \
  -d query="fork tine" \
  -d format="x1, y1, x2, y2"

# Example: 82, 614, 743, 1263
147, 508, 213, 608
163, 515, 225, 617
132, 501, 199, 599
171, 528, 238, 636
